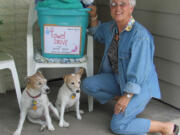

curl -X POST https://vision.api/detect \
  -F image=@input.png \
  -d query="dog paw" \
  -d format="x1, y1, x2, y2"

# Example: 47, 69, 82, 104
48, 124, 55, 131
59, 122, 64, 128
77, 115, 82, 120
80, 110, 84, 114
59, 121, 70, 128
13, 130, 21, 135
40, 124, 46, 131
63, 121, 70, 127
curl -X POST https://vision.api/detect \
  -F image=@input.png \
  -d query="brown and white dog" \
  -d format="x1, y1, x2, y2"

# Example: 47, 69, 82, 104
55, 68, 84, 128
13, 72, 59, 135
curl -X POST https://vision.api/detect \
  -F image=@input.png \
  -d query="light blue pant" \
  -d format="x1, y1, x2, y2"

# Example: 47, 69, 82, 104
81, 73, 151, 135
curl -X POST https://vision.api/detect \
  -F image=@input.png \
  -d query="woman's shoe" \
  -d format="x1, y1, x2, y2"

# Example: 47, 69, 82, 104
173, 124, 179, 135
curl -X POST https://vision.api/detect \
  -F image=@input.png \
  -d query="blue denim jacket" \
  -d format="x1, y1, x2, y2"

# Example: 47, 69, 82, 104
89, 20, 161, 99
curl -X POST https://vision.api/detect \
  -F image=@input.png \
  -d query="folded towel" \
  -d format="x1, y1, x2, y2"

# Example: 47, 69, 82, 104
36, 0, 83, 9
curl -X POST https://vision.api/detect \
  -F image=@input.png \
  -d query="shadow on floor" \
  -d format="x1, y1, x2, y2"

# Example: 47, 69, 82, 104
0, 79, 180, 135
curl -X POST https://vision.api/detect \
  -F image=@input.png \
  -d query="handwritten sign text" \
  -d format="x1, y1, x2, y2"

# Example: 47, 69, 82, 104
44, 25, 81, 55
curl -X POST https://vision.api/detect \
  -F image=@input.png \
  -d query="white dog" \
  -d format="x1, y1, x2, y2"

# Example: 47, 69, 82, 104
55, 68, 84, 128
13, 72, 59, 135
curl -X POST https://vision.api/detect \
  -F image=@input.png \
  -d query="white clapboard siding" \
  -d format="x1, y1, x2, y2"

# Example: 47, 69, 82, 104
0, 0, 29, 92
159, 80, 180, 109
136, 0, 180, 15
95, 0, 109, 6
154, 58, 180, 87
96, 0, 180, 15
134, 1, 180, 108
133, 10, 180, 40
154, 36, 180, 63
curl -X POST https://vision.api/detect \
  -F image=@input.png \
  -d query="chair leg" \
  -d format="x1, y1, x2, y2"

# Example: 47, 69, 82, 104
88, 96, 94, 112
0, 72, 6, 93
27, 66, 36, 76
84, 66, 94, 112
9, 60, 21, 110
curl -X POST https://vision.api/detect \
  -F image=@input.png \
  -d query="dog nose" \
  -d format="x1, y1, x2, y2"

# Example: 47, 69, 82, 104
46, 89, 50, 93
76, 90, 80, 93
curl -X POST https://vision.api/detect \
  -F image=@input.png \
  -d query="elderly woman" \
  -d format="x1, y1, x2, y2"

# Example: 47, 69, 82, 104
81, 0, 179, 134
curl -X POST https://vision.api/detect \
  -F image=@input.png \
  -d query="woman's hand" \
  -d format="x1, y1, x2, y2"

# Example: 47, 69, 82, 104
114, 95, 131, 114
87, 5, 97, 18
87, 5, 98, 27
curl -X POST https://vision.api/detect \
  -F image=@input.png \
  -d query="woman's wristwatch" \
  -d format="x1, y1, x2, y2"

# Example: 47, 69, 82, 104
124, 93, 133, 99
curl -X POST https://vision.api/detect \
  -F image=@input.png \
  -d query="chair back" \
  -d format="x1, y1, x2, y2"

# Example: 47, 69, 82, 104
27, 0, 37, 29
27, 0, 37, 66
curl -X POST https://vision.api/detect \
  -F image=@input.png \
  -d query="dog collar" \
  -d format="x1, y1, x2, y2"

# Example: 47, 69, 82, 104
32, 100, 38, 110
65, 84, 77, 99
66, 84, 74, 93
26, 90, 41, 99
71, 93, 76, 99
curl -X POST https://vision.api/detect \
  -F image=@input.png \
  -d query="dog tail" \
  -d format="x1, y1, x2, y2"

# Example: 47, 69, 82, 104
49, 102, 60, 120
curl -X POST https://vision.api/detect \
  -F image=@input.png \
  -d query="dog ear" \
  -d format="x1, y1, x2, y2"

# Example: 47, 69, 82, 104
63, 75, 68, 83
77, 68, 84, 76
24, 76, 30, 84
37, 71, 43, 76
36, 71, 45, 79
25, 76, 33, 89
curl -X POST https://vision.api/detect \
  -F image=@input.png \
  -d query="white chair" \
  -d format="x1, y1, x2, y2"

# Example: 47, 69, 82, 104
27, 1, 94, 112
0, 51, 21, 109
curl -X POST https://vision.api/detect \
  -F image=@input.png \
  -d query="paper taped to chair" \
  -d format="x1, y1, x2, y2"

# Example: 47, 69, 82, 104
44, 25, 82, 55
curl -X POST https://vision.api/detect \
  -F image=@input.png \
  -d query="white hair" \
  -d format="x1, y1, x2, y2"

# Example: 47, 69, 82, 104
110, 0, 136, 7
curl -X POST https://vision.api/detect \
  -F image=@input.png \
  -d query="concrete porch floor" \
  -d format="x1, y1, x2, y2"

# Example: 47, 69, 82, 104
0, 79, 180, 135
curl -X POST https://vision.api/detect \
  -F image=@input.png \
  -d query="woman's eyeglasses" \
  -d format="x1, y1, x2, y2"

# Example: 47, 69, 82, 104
110, 1, 129, 8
